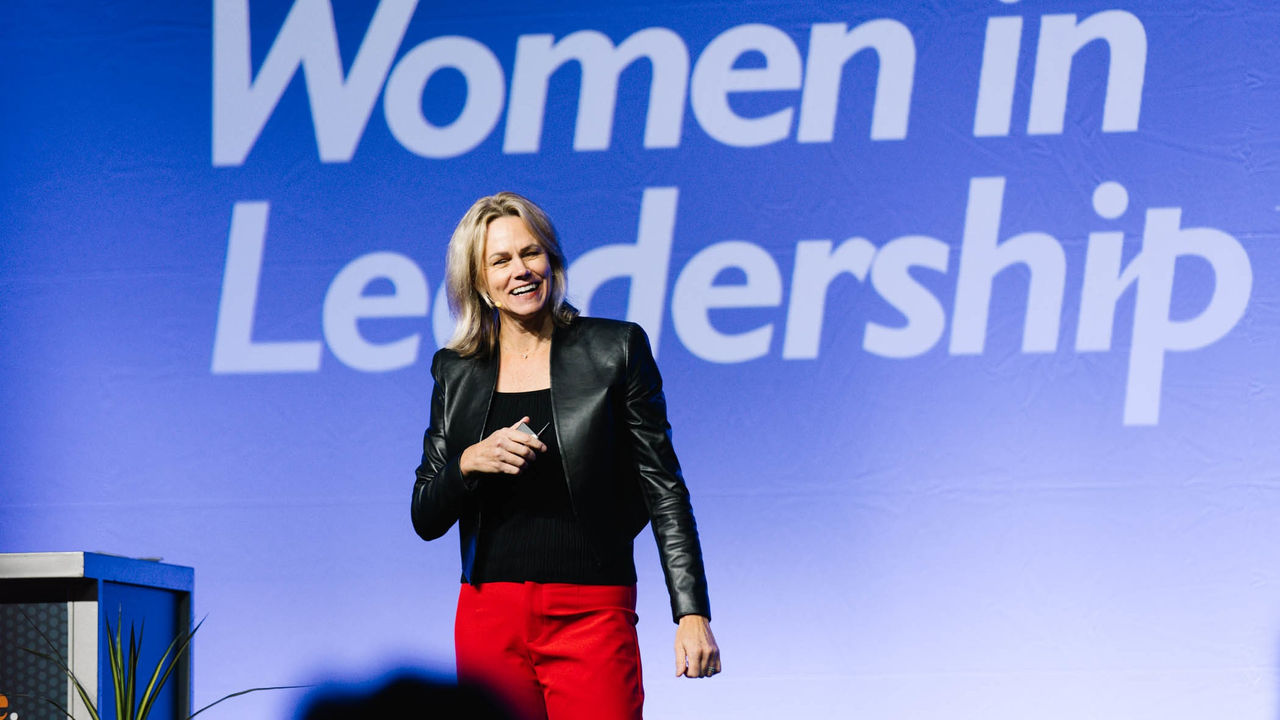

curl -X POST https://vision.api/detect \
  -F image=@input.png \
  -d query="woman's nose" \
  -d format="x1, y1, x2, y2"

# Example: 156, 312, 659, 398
511, 257, 530, 276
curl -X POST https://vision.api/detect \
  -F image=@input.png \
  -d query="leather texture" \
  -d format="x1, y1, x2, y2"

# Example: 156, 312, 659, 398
412, 316, 711, 622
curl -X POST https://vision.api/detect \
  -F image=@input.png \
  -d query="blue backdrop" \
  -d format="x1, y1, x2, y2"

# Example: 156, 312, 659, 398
4, 1, 1279, 717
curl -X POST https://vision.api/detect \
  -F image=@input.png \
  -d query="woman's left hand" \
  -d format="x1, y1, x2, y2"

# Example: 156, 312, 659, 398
674, 614, 720, 678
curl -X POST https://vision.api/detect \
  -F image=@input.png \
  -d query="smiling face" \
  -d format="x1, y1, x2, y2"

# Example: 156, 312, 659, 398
482, 215, 552, 323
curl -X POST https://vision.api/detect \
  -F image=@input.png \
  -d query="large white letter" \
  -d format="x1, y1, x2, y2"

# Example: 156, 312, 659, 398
505, 29, 689, 153
864, 235, 950, 358
432, 282, 454, 351
1076, 180, 1137, 351
672, 241, 782, 362
212, 201, 322, 373
322, 251, 428, 372
213, 0, 417, 166
782, 237, 875, 359
797, 19, 915, 143
973, 16, 1022, 137
1122, 209, 1252, 425
950, 177, 1066, 354
691, 24, 802, 147
1028, 11, 1147, 134
569, 187, 678, 352
384, 36, 505, 158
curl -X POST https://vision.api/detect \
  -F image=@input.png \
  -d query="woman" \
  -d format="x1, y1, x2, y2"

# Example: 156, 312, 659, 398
411, 192, 720, 720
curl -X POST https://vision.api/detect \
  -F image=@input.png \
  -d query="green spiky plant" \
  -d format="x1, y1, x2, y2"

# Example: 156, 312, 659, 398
22, 611, 302, 720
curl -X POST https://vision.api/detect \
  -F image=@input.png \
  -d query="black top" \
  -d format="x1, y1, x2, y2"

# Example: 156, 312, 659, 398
471, 389, 637, 585
414, 317, 710, 621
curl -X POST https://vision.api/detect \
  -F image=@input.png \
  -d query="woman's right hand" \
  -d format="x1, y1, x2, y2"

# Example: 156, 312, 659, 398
459, 416, 549, 477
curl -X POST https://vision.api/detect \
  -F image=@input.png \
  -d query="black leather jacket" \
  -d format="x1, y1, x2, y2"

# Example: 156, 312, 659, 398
412, 316, 711, 622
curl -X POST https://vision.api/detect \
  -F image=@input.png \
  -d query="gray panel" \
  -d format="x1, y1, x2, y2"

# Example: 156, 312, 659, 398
0, 602, 70, 720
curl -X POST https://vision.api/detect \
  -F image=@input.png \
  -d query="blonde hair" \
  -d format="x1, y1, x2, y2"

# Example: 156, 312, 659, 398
443, 191, 577, 357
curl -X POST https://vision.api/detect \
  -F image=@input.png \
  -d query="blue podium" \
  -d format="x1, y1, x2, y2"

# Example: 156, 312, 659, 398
0, 552, 194, 720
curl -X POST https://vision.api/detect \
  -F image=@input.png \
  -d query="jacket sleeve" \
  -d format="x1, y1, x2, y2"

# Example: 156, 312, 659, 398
411, 352, 473, 541
622, 324, 712, 622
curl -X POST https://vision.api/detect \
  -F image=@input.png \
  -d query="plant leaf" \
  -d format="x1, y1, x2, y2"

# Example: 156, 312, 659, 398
187, 685, 312, 720
16, 611, 102, 720
106, 613, 127, 720
18, 649, 101, 720
27, 692, 77, 720
135, 632, 183, 720
126, 621, 143, 720
20, 609, 303, 720
136, 617, 204, 720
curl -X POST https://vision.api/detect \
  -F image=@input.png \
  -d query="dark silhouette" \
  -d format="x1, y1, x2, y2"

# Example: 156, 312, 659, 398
296, 674, 518, 720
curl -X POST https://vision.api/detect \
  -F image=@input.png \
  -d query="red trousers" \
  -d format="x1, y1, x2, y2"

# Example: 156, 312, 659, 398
455, 582, 644, 720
